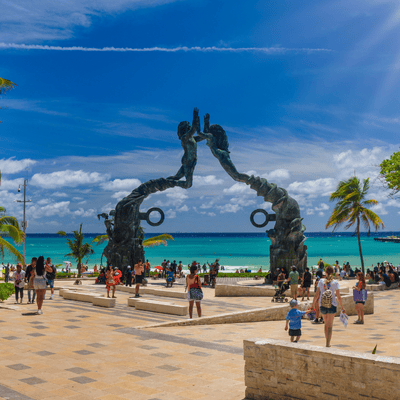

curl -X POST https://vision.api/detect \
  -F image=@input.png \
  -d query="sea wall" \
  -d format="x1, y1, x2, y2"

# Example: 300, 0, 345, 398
244, 338, 400, 400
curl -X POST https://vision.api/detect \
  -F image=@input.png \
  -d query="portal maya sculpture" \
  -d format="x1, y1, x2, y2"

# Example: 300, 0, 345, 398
99, 108, 307, 276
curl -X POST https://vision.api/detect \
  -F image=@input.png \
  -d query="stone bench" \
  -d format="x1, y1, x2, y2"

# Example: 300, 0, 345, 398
215, 284, 349, 297
92, 296, 116, 308
128, 298, 187, 316
367, 282, 399, 291
60, 289, 115, 308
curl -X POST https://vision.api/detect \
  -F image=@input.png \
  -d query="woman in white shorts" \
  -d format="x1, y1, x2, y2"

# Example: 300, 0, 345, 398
33, 256, 47, 315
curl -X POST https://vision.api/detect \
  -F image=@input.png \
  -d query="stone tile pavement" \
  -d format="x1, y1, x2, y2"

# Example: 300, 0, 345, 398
0, 281, 398, 400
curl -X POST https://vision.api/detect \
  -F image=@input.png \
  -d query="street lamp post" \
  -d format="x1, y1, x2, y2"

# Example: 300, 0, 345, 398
16, 179, 31, 265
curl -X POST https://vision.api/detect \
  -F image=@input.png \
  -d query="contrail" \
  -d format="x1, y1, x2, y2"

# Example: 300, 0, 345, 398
0, 43, 332, 54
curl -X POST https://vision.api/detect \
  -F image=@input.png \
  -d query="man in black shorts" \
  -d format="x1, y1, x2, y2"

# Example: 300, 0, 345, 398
134, 260, 144, 298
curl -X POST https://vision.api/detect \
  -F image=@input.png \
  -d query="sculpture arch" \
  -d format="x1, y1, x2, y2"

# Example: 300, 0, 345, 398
99, 108, 307, 276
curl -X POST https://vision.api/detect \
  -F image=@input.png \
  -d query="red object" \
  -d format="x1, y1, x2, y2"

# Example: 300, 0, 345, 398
155, 266, 163, 270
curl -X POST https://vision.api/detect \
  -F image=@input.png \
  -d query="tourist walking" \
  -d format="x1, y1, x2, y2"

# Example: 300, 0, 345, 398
353, 272, 367, 324
301, 267, 312, 301
125, 266, 132, 287
12, 263, 25, 304
312, 266, 345, 347
45, 257, 56, 300
4, 263, 10, 283
287, 266, 299, 300
186, 265, 203, 318
106, 266, 116, 298
134, 260, 144, 298
166, 267, 174, 287
145, 259, 151, 277
33, 256, 47, 315
25, 257, 37, 304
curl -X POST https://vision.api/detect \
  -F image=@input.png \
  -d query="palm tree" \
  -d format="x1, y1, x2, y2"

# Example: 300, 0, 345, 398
92, 233, 174, 248
0, 206, 24, 263
326, 176, 384, 273
0, 78, 17, 94
57, 223, 94, 276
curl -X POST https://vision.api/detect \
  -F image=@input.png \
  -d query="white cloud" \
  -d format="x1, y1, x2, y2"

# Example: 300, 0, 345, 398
193, 175, 224, 186
318, 211, 325, 217
370, 203, 388, 216
223, 182, 253, 195
230, 197, 256, 207
28, 201, 71, 218
306, 209, 315, 215
0, 157, 36, 174
155, 187, 189, 208
30, 170, 108, 188
72, 208, 96, 218
165, 209, 176, 219
218, 203, 242, 214
0, 43, 333, 54
315, 203, 329, 211
52, 192, 68, 197
262, 168, 290, 181
101, 178, 141, 191
288, 178, 336, 197
111, 191, 130, 200
177, 205, 189, 212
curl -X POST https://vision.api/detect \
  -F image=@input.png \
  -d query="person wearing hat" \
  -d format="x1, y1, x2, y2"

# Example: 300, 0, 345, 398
125, 266, 132, 287
285, 299, 311, 343
113, 266, 122, 286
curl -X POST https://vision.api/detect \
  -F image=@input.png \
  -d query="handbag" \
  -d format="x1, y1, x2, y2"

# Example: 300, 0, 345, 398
353, 288, 367, 302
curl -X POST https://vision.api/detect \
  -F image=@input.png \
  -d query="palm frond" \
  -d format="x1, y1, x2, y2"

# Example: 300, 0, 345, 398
0, 78, 17, 94
0, 216, 20, 228
57, 231, 67, 237
0, 224, 24, 244
92, 234, 109, 246
0, 237, 23, 262
143, 234, 174, 248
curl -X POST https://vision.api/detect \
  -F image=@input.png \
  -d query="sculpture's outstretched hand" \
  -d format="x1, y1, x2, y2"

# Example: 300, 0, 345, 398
204, 113, 210, 132
193, 107, 200, 134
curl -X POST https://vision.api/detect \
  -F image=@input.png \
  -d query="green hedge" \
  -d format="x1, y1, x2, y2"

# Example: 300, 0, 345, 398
0, 283, 15, 301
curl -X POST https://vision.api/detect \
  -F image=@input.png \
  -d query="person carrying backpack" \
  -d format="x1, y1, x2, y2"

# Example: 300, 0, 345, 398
312, 265, 346, 347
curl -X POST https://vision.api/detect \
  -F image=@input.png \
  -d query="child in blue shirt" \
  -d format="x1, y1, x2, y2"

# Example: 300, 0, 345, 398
285, 299, 311, 343
166, 268, 174, 288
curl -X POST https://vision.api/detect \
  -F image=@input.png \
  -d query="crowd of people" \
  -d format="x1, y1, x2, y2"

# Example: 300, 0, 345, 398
1, 256, 57, 315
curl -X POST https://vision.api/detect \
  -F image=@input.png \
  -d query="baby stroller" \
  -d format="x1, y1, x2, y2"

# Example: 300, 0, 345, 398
271, 282, 289, 303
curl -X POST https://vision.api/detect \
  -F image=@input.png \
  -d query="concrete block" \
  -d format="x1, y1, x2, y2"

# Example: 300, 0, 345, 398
92, 296, 116, 308
134, 299, 187, 316
150, 288, 187, 299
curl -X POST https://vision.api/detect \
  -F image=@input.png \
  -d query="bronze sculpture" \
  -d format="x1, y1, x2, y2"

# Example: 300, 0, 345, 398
100, 108, 307, 276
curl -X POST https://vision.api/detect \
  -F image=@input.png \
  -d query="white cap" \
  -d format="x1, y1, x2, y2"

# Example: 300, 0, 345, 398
127, 266, 131, 269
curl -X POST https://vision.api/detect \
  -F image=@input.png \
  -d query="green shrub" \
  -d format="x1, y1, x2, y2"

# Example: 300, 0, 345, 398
0, 283, 15, 301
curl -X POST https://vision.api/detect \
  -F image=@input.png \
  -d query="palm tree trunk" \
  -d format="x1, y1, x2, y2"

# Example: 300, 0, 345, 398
357, 216, 365, 274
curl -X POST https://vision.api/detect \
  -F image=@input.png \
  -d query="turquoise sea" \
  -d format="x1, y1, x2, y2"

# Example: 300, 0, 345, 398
2, 232, 400, 271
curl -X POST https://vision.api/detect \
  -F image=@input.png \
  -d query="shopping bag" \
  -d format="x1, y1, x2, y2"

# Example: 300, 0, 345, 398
353, 289, 367, 302
340, 311, 348, 328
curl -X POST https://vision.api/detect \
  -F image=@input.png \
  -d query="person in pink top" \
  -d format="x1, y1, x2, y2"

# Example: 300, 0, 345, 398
134, 260, 145, 298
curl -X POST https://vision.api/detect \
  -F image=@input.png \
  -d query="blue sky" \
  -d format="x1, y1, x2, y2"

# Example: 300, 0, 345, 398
1, 0, 400, 234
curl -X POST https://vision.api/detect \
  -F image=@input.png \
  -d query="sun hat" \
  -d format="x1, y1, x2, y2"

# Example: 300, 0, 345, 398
289, 299, 298, 308
127, 266, 131, 269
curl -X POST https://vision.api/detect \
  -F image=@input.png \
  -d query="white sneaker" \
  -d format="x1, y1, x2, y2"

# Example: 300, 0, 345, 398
37, 309, 43, 315
15, 301, 19, 304
49, 295, 53, 300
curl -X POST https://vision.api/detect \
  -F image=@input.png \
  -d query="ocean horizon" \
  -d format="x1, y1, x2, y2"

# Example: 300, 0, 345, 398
2, 231, 400, 270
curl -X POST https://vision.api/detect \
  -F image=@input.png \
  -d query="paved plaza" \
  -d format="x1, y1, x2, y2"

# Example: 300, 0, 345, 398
0, 281, 398, 400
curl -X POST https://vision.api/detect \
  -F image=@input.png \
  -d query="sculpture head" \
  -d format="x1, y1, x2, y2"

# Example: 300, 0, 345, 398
177, 121, 191, 139
209, 124, 229, 151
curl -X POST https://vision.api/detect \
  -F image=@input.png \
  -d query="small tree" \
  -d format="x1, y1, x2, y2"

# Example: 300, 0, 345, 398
326, 176, 384, 274
379, 148, 400, 196
0, 78, 17, 123
0, 206, 24, 263
57, 224, 94, 276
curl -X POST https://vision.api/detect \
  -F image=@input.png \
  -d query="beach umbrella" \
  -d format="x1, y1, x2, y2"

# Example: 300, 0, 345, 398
155, 266, 163, 270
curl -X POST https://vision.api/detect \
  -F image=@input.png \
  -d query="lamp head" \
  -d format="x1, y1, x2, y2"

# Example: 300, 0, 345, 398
17, 187, 21, 193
